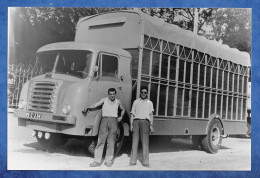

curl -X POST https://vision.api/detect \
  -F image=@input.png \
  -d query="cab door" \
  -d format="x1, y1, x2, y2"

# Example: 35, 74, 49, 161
88, 52, 122, 105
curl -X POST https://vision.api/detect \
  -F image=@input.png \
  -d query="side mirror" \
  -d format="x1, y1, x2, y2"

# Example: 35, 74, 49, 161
93, 66, 98, 72
93, 66, 99, 78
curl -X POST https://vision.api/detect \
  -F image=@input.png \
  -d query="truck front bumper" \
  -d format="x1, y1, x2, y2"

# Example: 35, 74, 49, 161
14, 109, 76, 125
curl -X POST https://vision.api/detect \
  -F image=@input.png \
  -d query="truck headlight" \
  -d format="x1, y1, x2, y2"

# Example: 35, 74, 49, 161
62, 104, 71, 115
18, 100, 27, 110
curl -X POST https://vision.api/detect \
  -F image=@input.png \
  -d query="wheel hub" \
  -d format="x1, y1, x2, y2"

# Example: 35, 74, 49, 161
211, 127, 220, 145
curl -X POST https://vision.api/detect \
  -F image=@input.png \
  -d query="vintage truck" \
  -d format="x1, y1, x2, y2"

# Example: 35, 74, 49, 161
15, 10, 251, 154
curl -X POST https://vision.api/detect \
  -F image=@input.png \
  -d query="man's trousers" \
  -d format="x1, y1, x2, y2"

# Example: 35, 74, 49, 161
94, 117, 118, 163
130, 119, 150, 165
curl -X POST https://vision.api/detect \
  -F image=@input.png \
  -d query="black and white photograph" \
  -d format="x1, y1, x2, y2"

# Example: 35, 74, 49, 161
7, 7, 251, 171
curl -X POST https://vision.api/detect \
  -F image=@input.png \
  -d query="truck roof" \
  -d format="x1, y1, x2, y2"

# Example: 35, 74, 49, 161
77, 10, 250, 67
37, 41, 131, 58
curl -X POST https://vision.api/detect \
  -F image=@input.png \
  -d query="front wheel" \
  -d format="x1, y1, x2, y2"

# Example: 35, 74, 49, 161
85, 137, 97, 156
201, 119, 222, 153
86, 122, 125, 157
114, 122, 124, 155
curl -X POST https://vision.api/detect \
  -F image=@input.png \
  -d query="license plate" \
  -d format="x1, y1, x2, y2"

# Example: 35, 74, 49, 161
26, 112, 42, 119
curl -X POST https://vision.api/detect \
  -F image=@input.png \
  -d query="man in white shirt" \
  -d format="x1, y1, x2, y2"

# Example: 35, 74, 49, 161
129, 86, 154, 167
83, 88, 125, 167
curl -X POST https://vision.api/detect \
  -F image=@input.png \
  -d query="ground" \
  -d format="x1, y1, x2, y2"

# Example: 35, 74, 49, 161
7, 112, 251, 171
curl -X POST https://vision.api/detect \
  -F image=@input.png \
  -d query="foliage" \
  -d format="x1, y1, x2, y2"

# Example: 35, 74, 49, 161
211, 8, 251, 54
9, 7, 251, 65
140, 8, 212, 34
9, 8, 128, 65
140, 8, 251, 54
17, 8, 128, 40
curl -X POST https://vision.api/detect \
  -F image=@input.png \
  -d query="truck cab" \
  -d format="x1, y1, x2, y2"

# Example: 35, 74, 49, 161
15, 42, 132, 154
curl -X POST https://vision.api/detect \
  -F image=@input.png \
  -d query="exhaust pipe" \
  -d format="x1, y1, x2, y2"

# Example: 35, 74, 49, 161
221, 134, 229, 138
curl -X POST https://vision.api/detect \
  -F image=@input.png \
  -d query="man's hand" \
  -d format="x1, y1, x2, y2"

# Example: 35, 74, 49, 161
117, 116, 122, 122
150, 125, 154, 134
130, 125, 133, 132
82, 108, 89, 116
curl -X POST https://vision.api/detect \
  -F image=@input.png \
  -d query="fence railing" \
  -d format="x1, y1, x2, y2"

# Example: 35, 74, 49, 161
8, 63, 41, 108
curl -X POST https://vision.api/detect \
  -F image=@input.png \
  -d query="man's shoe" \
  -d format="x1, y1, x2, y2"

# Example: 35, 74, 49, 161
142, 163, 150, 168
90, 162, 102, 167
104, 162, 113, 167
129, 162, 137, 166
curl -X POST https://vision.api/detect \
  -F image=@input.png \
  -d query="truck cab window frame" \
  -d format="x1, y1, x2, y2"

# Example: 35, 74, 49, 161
96, 52, 119, 78
36, 50, 93, 79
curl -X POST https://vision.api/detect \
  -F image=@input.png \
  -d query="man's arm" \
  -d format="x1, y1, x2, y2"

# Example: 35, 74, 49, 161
88, 98, 105, 109
149, 112, 154, 133
83, 98, 105, 114
118, 100, 125, 122
130, 101, 136, 131
130, 113, 134, 132
149, 101, 154, 133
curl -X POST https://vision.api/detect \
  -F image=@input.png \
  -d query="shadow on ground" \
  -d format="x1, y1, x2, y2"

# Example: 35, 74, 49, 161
24, 139, 93, 157
23, 135, 232, 158
117, 135, 231, 158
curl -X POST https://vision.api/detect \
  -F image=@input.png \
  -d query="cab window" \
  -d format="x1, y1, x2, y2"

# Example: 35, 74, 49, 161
100, 54, 118, 78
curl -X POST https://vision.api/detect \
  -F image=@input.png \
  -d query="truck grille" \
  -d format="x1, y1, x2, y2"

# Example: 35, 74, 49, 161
28, 81, 60, 113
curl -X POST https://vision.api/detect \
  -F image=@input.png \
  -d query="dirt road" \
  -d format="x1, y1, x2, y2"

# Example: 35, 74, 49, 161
7, 113, 251, 170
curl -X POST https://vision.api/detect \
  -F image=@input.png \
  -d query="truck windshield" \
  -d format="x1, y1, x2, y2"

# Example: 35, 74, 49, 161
36, 50, 93, 78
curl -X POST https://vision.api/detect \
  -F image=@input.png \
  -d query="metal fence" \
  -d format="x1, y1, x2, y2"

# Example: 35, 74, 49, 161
8, 64, 41, 108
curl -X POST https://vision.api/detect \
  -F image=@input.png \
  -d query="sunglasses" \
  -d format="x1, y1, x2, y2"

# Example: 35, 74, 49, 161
141, 91, 148, 94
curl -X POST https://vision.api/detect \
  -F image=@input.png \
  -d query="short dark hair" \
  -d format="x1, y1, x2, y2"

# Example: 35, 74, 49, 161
140, 86, 148, 92
108, 88, 117, 94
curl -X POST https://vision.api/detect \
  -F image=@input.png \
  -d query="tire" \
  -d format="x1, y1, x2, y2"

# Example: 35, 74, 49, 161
85, 137, 97, 156
36, 131, 68, 151
114, 122, 124, 155
86, 122, 125, 157
246, 123, 251, 138
201, 119, 222, 153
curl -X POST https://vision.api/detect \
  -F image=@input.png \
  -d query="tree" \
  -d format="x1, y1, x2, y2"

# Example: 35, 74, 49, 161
210, 8, 251, 54
140, 8, 251, 54
9, 7, 251, 65
140, 8, 194, 30
9, 7, 128, 65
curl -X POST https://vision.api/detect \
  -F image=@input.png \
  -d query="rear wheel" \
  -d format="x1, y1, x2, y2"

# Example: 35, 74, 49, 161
201, 119, 222, 153
36, 131, 68, 151
246, 123, 251, 138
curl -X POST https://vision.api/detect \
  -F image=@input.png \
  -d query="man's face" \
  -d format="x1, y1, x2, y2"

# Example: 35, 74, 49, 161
108, 91, 116, 101
140, 89, 148, 99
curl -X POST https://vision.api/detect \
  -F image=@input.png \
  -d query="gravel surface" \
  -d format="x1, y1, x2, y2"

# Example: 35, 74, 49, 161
8, 113, 251, 170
